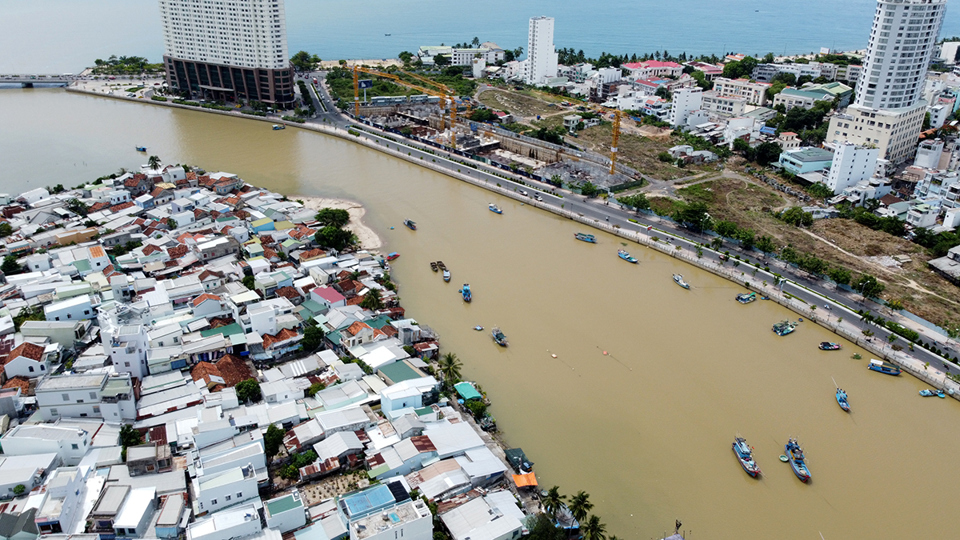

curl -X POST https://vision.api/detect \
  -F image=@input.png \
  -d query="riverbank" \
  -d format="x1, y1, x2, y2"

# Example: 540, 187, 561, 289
296, 196, 382, 250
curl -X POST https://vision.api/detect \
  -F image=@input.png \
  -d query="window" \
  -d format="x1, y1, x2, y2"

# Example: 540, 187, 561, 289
90, 392, 98, 400
40, 365, 45, 371
225, 495, 232, 501
50, 408, 58, 416
28, 366, 34, 372
236, 492, 243, 498
211, 499, 218, 505
72, 444, 79, 449
93, 406, 100, 414
62, 393, 70, 401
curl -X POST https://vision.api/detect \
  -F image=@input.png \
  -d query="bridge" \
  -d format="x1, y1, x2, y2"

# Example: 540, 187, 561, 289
0, 75, 77, 87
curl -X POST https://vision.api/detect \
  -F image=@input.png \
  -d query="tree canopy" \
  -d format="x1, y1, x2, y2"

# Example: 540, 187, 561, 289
236, 378, 262, 403
290, 50, 321, 72
315, 207, 350, 228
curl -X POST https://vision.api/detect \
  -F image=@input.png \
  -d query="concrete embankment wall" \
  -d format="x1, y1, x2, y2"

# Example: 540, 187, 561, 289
64, 86, 958, 397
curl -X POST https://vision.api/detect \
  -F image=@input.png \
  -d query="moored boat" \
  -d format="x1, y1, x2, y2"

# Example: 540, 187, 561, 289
938, 389, 946, 398
919, 389, 937, 397
772, 320, 797, 336
574, 232, 597, 243
492, 326, 508, 347
403, 219, 417, 230
135, 146, 147, 152
673, 274, 690, 289
732, 436, 761, 478
430, 262, 438, 272
617, 249, 638, 263
736, 292, 756, 304
461, 284, 472, 302
436, 261, 446, 270
784, 438, 811, 483
488, 203, 503, 214
272, 124, 285, 130
836, 388, 850, 412
442, 269, 451, 282
386, 252, 400, 261
819, 342, 842, 351
867, 359, 901, 376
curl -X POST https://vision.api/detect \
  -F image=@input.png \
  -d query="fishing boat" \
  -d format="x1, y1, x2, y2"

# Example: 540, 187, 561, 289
386, 252, 400, 261
492, 326, 508, 347
938, 389, 947, 398
272, 124, 285, 130
672, 274, 690, 289
919, 389, 937, 397
818, 342, 842, 351
403, 219, 417, 231
488, 203, 503, 214
442, 269, 451, 282
617, 249, 638, 263
836, 388, 850, 412
430, 262, 438, 272
436, 261, 446, 271
574, 232, 597, 243
135, 146, 147, 152
772, 320, 797, 336
784, 438, 811, 483
474, 325, 484, 331
867, 359, 901, 376
736, 292, 756, 304
732, 436, 762, 478
461, 284, 472, 302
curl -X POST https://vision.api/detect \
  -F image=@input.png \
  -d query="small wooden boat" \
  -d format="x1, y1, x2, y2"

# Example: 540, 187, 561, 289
938, 389, 947, 398
430, 262, 438, 272
488, 203, 503, 214
461, 284, 472, 302
403, 219, 417, 230
135, 146, 147, 152
672, 274, 690, 289
436, 261, 446, 271
574, 232, 597, 243
867, 359, 901, 376
442, 269, 451, 282
772, 320, 797, 336
785, 438, 811, 483
492, 326, 508, 347
732, 436, 761, 478
836, 388, 850, 412
919, 389, 937, 397
736, 292, 756, 304
272, 124, 285, 130
474, 325, 484, 331
617, 249, 638, 263
386, 252, 400, 261
819, 342, 842, 351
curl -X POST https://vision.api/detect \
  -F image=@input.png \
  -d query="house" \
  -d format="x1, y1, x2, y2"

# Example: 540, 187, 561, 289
185, 502, 272, 540
311, 286, 346, 309
127, 442, 173, 476
34, 467, 85, 534
928, 245, 960, 285
155, 495, 186, 539
191, 464, 258, 515
622, 60, 683, 79
35, 372, 136, 422
338, 483, 433, 540
263, 492, 306, 533
44, 295, 96, 322
0, 507, 39, 540
439, 491, 525, 540
0, 424, 92, 466
112, 487, 157, 538
0, 453, 58, 499
773, 87, 833, 111
1, 342, 52, 379
778, 147, 834, 175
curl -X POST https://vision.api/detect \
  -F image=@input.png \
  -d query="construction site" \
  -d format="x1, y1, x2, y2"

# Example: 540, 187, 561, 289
333, 67, 643, 190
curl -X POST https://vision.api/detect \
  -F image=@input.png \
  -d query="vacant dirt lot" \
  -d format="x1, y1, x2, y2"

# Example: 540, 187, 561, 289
477, 89, 559, 118
577, 124, 716, 180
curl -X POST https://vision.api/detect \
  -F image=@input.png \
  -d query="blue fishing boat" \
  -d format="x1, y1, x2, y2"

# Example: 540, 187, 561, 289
784, 438, 811, 483
492, 326, 508, 347
474, 325, 484, 331
574, 232, 597, 243
672, 274, 690, 289
488, 203, 503, 214
403, 219, 417, 231
461, 284, 472, 302
732, 436, 761, 478
919, 389, 937, 397
135, 146, 147, 152
736, 292, 756, 304
819, 342, 841, 351
772, 320, 797, 336
617, 249, 638, 263
938, 389, 946, 398
867, 359, 901, 376
272, 124, 285, 130
836, 388, 850, 412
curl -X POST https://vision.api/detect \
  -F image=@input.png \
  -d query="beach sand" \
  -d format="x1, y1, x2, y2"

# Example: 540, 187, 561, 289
296, 196, 382, 250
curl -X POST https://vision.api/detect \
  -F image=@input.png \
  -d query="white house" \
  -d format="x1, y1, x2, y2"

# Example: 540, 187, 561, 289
44, 295, 96, 322
0, 424, 92, 466
1, 341, 53, 379
823, 142, 879, 194
439, 491, 525, 540
108, 325, 150, 380
34, 467, 85, 535
0, 453, 59, 499
35, 373, 137, 422
185, 502, 271, 540
113, 487, 158, 539
263, 492, 306, 533
191, 464, 258, 515
669, 87, 703, 127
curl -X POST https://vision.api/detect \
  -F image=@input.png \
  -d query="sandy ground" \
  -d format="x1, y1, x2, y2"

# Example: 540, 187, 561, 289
297, 196, 382, 250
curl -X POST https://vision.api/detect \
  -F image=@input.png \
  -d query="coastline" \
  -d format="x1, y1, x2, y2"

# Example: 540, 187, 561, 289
296, 196, 383, 250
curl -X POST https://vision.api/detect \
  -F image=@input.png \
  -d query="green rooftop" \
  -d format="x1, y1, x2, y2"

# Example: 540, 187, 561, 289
379, 361, 421, 384
201, 323, 244, 338
454, 381, 482, 401
267, 493, 303, 515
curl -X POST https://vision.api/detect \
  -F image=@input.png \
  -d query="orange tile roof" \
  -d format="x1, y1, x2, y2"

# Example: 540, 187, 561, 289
262, 328, 300, 350
142, 244, 162, 256
89, 202, 110, 213
192, 293, 221, 307
215, 354, 251, 387
345, 321, 371, 337
191, 362, 223, 391
110, 201, 136, 213
7, 342, 45, 362
275, 286, 301, 300
167, 245, 189, 259
2, 376, 30, 394
89, 245, 106, 259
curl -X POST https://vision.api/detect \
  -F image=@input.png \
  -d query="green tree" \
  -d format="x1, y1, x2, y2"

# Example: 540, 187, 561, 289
242, 275, 256, 290
315, 226, 357, 251
360, 289, 384, 311
67, 198, 89, 216
756, 235, 776, 254
306, 381, 327, 397
0, 222, 12, 238
568, 491, 594, 524
290, 50, 320, 71
398, 51, 414, 64
580, 182, 599, 198
437, 352, 463, 386
827, 266, 852, 286
541, 486, 566, 519
654, 86, 672, 100
264, 423, 285, 457
1, 255, 23, 275
120, 424, 143, 448
855, 273, 885, 300
714, 220, 739, 239
677, 202, 711, 232
301, 324, 325, 351
779, 206, 814, 227
434, 54, 450, 67
754, 142, 783, 166
167, 217, 178, 229
236, 378, 262, 403
315, 208, 350, 228
147, 155, 161, 170
736, 228, 756, 251
12, 485, 25, 496
465, 400, 487, 419
12, 306, 44, 331
581, 515, 607, 540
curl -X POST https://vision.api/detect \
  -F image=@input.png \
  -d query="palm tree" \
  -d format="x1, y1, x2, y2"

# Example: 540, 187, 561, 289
541, 486, 565, 519
581, 515, 607, 540
360, 289, 383, 311
147, 155, 162, 170
471, 37, 480, 47
513, 47, 523, 60
437, 352, 462, 385
568, 491, 593, 524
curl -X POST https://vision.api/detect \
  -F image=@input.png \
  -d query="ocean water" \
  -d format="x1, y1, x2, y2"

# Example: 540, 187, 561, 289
3, 0, 960, 73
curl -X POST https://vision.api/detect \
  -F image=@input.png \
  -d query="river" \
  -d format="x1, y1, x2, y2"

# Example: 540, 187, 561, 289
2, 89, 959, 539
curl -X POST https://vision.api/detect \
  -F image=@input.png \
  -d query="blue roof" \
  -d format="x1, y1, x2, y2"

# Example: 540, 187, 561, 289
339, 484, 396, 518
760, 126, 777, 135
454, 381, 483, 401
